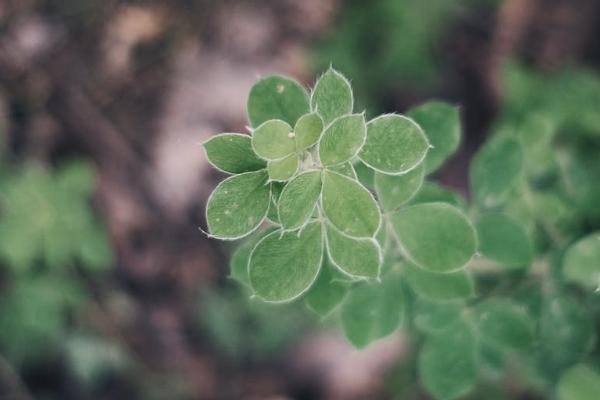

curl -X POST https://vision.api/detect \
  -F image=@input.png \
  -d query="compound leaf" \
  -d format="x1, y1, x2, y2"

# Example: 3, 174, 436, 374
267, 153, 299, 182
249, 222, 323, 302
322, 170, 381, 238
476, 213, 533, 268
294, 112, 323, 150
359, 114, 429, 175
311, 68, 353, 125
252, 120, 295, 160
340, 271, 404, 348
375, 164, 424, 211
206, 170, 270, 239
563, 232, 600, 290
319, 114, 366, 166
203, 133, 266, 174
277, 170, 322, 230
407, 101, 460, 174
247, 75, 309, 128
391, 203, 476, 273
326, 224, 381, 279
404, 261, 474, 301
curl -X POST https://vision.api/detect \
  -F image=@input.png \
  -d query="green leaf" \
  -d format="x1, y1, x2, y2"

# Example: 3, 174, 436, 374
304, 260, 349, 317
391, 203, 476, 273
252, 120, 295, 160
328, 162, 356, 179
267, 153, 299, 182
247, 75, 310, 127
266, 182, 284, 224
539, 295, 594, 377
359, 114, 429, 174
326, 224, 381, 279
563, 232, 600, 290
203, 133, 266, 174
311, 68, 353, 125
206, 170, 270, 239
474, 299, 534, 352
407, 101, 460, 174
557, 364, 600, 400
340, 271, 404, 348
470, 136, 523, 208
414, 299, 462, 334
353, 160, 375, 189
248, 222, 323, 302
375, 164, 424, 211
319, 114, 366, 166
277, 170, 322, 230
294, 112, 323, 150
476, 213, 533, 268
409, 181, 467, 210
230, 228, 275, 288
321, 170, 381, 238
403, 262, 474, 301
419, 319, 477, 400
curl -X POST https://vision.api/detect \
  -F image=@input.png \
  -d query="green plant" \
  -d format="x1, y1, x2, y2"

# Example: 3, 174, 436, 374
203, 66, 600, 399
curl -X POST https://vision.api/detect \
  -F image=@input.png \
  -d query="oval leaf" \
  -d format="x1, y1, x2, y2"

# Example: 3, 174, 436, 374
319, 114, 366, 166
340, 271, 404, 348
407, 101, 461, 174
294, 113, 323, 150
476, 213, 533, 268
249, 222, 323, 302
474, 299, 534, 352
391, 203, 476, 273
247, 75, 310, 128
557, 364, 600, 400
359, 114, 429, 175
326, 224, 381, 279
419, 319, 477, 400
322, 170, 381, 238
203, 133, 266, 174
206, 170, 270, 239
277, 170, 322, 230
252, 120, 295, 160
310, 68, 353, 125
304, 260, 349, 317
267, 153, 299, 182
414, 299, 462, 334
563, 232, 600, 290
404, 261, 474, 301
375, 163, 424, 211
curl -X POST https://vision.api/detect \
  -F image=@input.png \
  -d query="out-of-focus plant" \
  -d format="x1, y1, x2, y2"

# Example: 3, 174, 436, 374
202, 65, 600, 399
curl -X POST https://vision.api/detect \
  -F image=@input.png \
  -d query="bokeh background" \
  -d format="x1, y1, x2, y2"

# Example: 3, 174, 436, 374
0, 0, 599, 399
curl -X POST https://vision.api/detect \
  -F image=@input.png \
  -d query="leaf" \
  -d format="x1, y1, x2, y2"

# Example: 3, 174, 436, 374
414, 299, 462, 334
353, 160, 375, 189
247, 75, 310, 128
328, 162, 356, 179
419, 319, 477, 400
248, 222, 323, 302
294, 113, 323, 150
252, 120, 295, 160
359, 114, 429, 175
409, 181, 467, 210
310, 68, 353, 125
557, 364, 600, 400
321, 170, 381, 238
538, 295, 594, 378
340, 271, 404, 348
470, 136, 523, 208
476, 213, 533, 268
407, 101, 460, 174
326, 224, 381, 279
403, 262, 474, 301
277, 170, 322, 230
267, 153, 299, 182
563, 232, 600, 290
391, 203, 476, 273
206, 170, 271, 239
203, 133, 266, 174
304, 260, 349, 317
266, 182, 284, 224
319, 114, 366, 166
474, 299, 534, 352
229, 228, 275, 287
375, 163, 424, 211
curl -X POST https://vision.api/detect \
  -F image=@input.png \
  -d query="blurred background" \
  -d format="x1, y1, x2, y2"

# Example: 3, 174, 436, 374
0, 0, 599, 399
